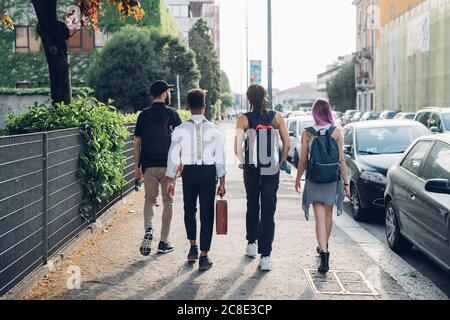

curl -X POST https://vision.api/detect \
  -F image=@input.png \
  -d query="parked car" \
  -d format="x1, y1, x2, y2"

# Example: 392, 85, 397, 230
360, 111, 381, 121
350, 111, 362, 123
332, 112, 342, 127
379, 110, 400, 120
414, 107, 450, 133
287, 116, 314, 166
341, 109, 358, 126
288, 111, 307, 118
343, 120, 430, 221
394, 112, 415, 120
384, 134, 450, 272
334, 111, 343, 119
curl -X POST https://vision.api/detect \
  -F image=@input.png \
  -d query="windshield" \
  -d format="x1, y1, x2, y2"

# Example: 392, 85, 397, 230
356, 126, 429, 155
443, 113, 450, 130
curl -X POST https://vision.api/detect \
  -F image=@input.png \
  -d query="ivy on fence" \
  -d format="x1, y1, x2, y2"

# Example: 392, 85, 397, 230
2, 89, 130, 218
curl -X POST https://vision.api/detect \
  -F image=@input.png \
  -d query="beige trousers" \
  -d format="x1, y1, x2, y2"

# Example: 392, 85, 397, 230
143, 167, 174, 242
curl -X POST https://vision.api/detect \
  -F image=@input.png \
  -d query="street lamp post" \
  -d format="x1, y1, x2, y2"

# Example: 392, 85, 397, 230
267, 0, 273, 107
245, 0, 249, 112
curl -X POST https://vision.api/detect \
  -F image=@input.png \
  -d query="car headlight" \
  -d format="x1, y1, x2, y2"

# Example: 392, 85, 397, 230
360, 171, 387, 184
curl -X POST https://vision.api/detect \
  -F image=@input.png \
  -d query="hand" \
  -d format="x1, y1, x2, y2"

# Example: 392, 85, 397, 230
217, 184, 226, 198
344, 184, 350, 198
167, 182, 175, 197
135, 167, 143, 181
176, 164, 184, 178
295, 178, 302, 193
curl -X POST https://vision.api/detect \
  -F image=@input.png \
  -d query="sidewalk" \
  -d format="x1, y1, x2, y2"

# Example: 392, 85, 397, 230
20, 122, 446, 300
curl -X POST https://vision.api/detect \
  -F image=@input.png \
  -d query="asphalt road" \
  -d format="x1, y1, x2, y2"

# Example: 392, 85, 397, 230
288, 160, 450, 298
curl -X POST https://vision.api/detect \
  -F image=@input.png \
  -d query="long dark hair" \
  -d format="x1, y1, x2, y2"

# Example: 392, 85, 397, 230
247, 84, 269, 118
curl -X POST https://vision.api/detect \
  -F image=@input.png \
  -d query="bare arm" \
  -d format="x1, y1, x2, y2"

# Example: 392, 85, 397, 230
234, 115, 248, 165
295, 131, 309, 192
276, 113, 290, 164
335, 128, 349, 186
133, 137, 142, 180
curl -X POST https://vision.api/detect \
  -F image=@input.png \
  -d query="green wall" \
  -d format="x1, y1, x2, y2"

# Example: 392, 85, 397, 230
375, 0, 450, 111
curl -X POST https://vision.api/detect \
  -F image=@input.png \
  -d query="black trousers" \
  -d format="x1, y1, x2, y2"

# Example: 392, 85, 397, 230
182, 165, 217, 252
244, 165, 280, 256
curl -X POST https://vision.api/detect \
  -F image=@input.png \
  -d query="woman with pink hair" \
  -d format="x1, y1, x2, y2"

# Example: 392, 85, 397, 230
295, 98, 350, 273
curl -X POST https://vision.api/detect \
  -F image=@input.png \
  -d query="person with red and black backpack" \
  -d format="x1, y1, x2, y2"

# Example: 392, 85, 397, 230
134, 80, 182, 257
235, 84, 291, 271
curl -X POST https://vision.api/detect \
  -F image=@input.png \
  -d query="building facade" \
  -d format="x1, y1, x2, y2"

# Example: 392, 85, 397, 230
165, 0, 220, 58
375, 0, 450, 112
353, 0, 429, 112
353, 0, 379, 113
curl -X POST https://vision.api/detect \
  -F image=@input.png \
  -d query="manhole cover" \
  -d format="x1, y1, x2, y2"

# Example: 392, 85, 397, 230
304, 269, 379, 296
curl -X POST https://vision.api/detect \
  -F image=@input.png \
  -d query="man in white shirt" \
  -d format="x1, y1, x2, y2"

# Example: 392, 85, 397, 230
166, 89, 226, 271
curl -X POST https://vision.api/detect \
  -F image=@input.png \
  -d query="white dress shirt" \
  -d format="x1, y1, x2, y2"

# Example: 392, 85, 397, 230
166, 114, 226, 178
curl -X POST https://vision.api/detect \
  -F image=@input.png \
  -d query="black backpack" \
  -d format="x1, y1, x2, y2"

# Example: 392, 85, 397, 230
141, 108, 173, 163
244, 111, 279, 169
306, 126, 340, 183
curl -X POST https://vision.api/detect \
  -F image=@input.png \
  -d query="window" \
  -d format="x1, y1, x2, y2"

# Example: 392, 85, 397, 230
15, 26, 41, 53
289, 121, 297, 136
357, 126, 430, 155
428, 112, 442, 130
401, 141, 433, 176
421, 143, 450, 181
344, 127, 353, 146
68, 28, 94, 52
417, 112, 432, 128
169, 5, 189, 18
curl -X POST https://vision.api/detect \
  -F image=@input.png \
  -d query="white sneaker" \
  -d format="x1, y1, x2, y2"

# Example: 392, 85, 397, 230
259, 256, 271, 271
246, 243, 257, 257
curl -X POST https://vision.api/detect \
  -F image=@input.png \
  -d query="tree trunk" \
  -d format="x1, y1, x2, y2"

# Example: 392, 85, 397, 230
32, 0, 71, 105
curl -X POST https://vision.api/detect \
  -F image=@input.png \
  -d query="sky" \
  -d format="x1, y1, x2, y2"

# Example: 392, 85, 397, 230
218, 0, 356, 93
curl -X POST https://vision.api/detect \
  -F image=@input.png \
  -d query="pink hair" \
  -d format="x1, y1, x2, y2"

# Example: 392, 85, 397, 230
312, 98, 336, 126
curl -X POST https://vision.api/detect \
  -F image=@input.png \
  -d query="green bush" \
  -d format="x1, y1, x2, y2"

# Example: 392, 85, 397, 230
87, 26, 199, 113
0, 87, 92, 96
3, 90, 129, 218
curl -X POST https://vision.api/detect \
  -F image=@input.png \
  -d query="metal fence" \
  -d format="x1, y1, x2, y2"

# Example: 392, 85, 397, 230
0, 124, 136, 297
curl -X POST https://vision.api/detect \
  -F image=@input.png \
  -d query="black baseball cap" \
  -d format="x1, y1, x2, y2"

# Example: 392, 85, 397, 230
150, 80, 175, 97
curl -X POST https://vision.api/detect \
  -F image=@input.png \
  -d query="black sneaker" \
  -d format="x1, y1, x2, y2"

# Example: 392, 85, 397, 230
139, 227, 153, 256
199, 256, 213, 271
187, 245, 199, 262
158, 241, 174, 254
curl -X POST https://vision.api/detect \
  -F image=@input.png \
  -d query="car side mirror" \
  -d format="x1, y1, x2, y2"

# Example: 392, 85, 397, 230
343, 145, 353, 155
289, 130, 296, 137
425, 179, 450, 194
430, 126, 441, 134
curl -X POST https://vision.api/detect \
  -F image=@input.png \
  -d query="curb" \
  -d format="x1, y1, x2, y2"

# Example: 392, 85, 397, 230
1, 195, 133, 300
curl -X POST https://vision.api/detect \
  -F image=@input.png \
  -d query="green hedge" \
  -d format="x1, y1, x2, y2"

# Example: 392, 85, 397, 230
2, 90, 130, 218
0, 87, 92, 96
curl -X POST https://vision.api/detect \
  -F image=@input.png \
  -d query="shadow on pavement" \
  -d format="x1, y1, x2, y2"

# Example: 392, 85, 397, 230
204, 256, 254, 299
227, 267, 269, 300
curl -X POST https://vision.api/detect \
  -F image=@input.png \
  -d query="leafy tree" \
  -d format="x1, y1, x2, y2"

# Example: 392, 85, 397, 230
220, 70, 233, 109
0, 0, 145, 104
87, 26, 199, 113
326, 62, 356, 112
189, 19, 221, 120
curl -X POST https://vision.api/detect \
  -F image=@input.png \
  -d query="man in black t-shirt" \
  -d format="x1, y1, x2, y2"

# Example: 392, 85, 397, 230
134, 80, 182, 256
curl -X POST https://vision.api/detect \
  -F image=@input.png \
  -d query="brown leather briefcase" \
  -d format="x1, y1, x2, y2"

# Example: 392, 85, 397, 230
216, 197, 228, 235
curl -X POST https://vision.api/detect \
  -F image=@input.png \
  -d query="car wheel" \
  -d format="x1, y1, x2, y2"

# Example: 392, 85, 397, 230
385, 202, 412, 252
294, 150, 300, 169
350, 185, 368, 221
